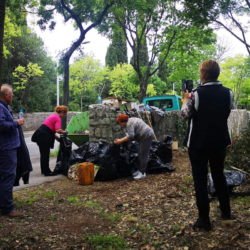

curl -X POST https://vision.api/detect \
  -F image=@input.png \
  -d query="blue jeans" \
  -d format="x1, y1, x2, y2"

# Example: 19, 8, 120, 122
0, 149, 17, 214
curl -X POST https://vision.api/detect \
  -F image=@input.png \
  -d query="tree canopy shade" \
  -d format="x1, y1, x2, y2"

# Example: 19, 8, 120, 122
37, 0, 113, 127
183, 0, 250, 55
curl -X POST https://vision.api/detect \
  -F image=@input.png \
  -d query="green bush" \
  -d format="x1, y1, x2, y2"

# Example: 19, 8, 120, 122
225, 122, 250, 173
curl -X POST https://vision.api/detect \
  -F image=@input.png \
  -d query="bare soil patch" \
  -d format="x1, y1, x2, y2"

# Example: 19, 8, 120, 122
0, 149, 249, 249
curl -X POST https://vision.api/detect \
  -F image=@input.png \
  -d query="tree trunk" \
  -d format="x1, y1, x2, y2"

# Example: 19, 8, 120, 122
62, 56, 70, 129
0, 0, 6, 83
138, 76, 148, 103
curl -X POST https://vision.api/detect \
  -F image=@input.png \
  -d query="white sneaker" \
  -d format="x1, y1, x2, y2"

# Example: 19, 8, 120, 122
132, 170, 140, 177
133, 171, 146, 180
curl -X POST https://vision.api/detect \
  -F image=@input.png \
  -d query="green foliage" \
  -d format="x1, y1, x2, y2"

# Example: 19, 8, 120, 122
3, 10, 22, 58
13, 63, 44, 90
225, 123, 250, 173
69, 55, 108, 111
86, 234, 127, 250
146, 84, 157, 96
149, 76, 167, 96
220, 55, 250, 108
108, 64, 139, 100
3, 26, 57, 112
159, 26, 216, 94
105, 23, 128, 67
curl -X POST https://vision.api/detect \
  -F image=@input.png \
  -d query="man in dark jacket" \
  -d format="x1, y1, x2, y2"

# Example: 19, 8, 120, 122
0, 84, 24, 217
181, 60, 234, 231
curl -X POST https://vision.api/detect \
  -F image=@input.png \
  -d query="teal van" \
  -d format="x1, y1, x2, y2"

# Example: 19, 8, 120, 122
142, 95, 182, 111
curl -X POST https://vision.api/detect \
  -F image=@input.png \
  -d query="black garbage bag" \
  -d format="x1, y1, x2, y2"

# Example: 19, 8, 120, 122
68, 137, 174, 181
69, 141, 112, 166
53, 134, 72, 176
147, 138, 175, 174
208, 171, 246, 195
69, 142, 89, 165
95, 142, 135, 181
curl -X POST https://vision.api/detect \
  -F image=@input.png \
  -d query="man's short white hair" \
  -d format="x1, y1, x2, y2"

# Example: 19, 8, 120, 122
0, 84, 13, 97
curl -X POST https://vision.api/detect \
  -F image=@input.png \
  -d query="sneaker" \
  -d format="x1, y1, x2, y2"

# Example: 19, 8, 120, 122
132, 170, 140, 177
193, 218, 212, 231
3, 210, 24, 218
133, 171, 146, 180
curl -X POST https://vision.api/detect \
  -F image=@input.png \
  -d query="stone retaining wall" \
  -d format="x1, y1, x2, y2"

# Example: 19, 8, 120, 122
20, 107, 250, 146
88, 105, 250, 144
18, 112, 80, 131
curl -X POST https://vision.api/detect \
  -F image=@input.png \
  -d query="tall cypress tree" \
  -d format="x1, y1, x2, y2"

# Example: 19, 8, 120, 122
105, 24, 127, 68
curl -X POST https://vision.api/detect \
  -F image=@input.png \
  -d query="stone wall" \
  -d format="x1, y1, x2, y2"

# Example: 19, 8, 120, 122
89, 105, 250, 144
19, 112, 80, 131
20, 107, 250, 146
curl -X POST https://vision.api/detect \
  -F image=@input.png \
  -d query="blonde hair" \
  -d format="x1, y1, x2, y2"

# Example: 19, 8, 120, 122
54, 105, 68, 114
200, 60, 220, 83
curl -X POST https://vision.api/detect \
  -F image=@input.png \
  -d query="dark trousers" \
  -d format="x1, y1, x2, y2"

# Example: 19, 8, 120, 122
188, 147, 231, 220
0, 149, 17, 214
138, 136, 153, 173
38, 143, 51, 174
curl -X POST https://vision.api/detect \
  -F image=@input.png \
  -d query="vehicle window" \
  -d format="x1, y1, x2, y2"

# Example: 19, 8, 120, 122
147, 99, 173, 110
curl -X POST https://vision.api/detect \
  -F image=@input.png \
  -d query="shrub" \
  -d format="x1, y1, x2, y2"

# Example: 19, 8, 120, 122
225, 122, 250, 173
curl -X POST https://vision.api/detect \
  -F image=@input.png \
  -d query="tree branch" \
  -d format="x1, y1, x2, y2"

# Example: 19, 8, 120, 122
245, 0, 250, 9
214, 19, 250, 55
150, 29, 177, 76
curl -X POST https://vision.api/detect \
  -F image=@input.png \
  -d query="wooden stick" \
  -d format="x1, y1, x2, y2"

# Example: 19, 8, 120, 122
136, 108, 157, 141
229, 166, 250, 175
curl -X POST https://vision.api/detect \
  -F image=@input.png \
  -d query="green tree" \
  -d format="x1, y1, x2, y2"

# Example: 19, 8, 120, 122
37, 0, 113, 127
220, 55, 250, 108
69, 56, 108, 111
12, 63, 44, 108
160, 26, 217, 94
105, 22, 128, 67
0, 0, 34, 82
108, 64, 139, 100
3, 27, 57, 112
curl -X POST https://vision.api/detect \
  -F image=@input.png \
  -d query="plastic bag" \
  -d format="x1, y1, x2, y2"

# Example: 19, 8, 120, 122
208, 171, 246, 195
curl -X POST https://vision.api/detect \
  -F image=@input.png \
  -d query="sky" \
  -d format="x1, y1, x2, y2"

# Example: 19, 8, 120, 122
27, 13, 249, 65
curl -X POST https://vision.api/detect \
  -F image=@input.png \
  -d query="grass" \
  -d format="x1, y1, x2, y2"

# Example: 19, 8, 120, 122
86, 234, 127, 249
66, 196, 80, 204
15, 191, 41, 207
171, 224, 182, 234
85, 200, 101, 208
98, 210, 123, 224
234, 196, 250, 206
43, 191, 58, 199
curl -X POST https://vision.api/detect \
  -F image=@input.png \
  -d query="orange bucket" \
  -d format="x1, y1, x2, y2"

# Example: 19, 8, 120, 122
78, 162, 95, 185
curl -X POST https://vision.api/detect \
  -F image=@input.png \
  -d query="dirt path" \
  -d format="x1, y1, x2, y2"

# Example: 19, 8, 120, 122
1, 149, 249, 249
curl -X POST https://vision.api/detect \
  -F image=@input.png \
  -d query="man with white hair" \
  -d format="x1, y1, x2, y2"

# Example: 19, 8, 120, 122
0, 84, 24, 217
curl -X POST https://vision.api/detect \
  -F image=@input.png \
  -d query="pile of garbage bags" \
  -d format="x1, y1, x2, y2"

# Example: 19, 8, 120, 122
54, 135, 175, 181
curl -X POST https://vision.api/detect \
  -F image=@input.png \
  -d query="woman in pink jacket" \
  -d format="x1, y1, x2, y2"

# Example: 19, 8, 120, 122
32, 106, 68, 176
